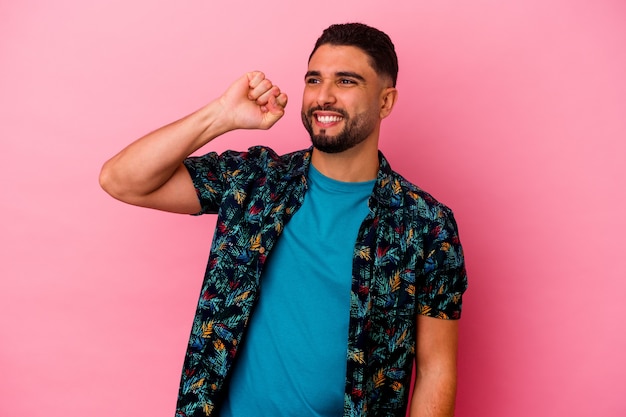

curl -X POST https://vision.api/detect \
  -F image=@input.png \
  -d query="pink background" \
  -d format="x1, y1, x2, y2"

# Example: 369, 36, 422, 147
2, 1, 625, 416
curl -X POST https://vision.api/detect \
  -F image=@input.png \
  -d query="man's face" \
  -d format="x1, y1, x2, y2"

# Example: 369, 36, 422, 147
301, 44, 388, 154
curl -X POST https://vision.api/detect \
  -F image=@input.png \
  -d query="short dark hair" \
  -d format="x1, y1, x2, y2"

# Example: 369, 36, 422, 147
309, 23, 399, 87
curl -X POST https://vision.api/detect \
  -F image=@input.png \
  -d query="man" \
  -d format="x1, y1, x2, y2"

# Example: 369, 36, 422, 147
100, 23, 467, 417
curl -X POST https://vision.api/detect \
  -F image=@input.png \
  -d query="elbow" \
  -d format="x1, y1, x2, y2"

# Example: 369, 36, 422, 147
99, 161, 114, 195
99, 159, 126, 200
98, 159, 157, 207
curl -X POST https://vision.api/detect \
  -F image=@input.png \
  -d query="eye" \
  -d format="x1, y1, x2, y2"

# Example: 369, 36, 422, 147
306, 77, 321, 84
338, 78, 357, 86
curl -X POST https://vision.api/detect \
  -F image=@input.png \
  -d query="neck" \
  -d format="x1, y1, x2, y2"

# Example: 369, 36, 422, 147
310, 139, 379, 182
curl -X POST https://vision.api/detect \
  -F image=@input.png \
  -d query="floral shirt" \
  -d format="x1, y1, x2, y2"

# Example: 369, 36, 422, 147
176, 146, 468, 417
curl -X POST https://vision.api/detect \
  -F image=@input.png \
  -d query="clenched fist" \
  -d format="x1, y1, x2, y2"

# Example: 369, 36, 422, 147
218, 71, 288, 131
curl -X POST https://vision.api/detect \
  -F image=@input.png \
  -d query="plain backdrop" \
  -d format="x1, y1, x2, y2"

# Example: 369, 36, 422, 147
1, 1, 625, 416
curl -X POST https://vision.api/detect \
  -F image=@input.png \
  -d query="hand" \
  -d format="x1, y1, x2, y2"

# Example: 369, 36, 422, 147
218, 71, 288, 131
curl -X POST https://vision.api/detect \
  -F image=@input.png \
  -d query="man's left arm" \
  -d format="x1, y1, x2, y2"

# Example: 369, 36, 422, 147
409, 315, 459, 417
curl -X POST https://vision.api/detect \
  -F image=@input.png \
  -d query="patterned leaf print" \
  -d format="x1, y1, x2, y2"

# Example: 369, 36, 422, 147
249, 234, 262, 251
349, 349, 366, 364
373, 369, 386, 388
375, 246, 390, 264
385, 369, 406, 380
234, 189, 246, 205
213, 324, 234, 342
236, 249, 252, 263
208, 345, 228, 374
419, 304, 432, 315
190, 335, 206, 351
203, 184, 216, 194
406, 284, 415, 296
407, 190, 419, 201
213, 339, 225, 351
190, 378, 205, 392
392, 179, 402, 195
357, 247, 371, 261
234, 290, 251, 303
406, 227, 414, 243
390, 272, 401, 293
395, 329, 408, 346
201, 321, 213, 338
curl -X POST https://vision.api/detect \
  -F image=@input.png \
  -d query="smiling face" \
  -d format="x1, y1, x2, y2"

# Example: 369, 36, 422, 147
301, 44, 394, 154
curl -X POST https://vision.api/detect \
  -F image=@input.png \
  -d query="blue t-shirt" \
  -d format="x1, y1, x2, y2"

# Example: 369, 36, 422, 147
219, 165, 375, 417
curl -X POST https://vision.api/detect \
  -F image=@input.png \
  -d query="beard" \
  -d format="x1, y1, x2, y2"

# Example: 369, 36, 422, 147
301, 106, 377, 154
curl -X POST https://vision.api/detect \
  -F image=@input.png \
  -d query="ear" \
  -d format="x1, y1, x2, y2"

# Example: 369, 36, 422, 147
379, 87, 398, 119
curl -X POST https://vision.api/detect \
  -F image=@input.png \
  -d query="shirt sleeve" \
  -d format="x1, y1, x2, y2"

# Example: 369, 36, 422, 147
183, 151, 225, 215
417, 208, 468, 320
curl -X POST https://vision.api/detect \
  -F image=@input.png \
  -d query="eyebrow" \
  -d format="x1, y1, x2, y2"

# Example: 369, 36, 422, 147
304, 70, 366, 82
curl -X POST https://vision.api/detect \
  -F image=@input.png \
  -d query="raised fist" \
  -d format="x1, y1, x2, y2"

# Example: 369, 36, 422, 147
218, 71, 288, 131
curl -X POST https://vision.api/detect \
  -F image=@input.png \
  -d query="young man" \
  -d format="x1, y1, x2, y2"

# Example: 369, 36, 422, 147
100, 23, 467, 417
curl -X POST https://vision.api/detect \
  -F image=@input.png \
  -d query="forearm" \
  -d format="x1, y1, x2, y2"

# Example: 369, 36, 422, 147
99, 72, 286, 213
99, 99, 228, 200
409, 368, 457, 417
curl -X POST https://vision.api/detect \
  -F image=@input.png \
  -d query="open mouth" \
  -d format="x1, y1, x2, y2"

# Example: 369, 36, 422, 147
313, 110, 345, 127
316, 114, 343, 123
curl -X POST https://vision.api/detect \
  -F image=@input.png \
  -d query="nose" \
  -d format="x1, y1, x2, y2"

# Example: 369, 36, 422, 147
316, 81, 337, 107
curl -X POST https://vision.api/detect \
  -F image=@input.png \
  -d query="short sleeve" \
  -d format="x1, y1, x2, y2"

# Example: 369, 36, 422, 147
417, 209, 468, 319
183, 152, 225, 215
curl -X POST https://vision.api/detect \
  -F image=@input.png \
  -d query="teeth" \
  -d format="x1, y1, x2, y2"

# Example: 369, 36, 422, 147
317, 115, 342, 123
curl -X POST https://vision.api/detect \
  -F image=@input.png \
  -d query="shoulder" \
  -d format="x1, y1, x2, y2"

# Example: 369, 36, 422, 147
218, 146, 311, 176
185, 146, 311, 178
378, 165, 456, 225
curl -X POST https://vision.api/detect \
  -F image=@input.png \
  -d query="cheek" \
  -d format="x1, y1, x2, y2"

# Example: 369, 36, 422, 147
301, 88, 315, 110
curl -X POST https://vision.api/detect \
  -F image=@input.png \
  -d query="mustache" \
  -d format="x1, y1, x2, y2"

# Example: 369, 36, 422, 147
306, 106, 348, 119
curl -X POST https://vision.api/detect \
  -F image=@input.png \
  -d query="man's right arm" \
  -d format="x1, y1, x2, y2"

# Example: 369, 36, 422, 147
99, 71, 288, 214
